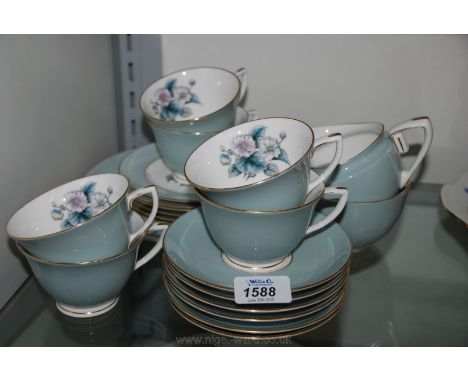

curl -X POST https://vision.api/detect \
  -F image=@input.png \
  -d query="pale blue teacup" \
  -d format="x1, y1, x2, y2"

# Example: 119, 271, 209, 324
7, 174, 160, 262
196, 174, 348, 272
140, 66, 248, 134
185, 118, 344, 211
311, 117, 432, 202
150, 108, 257, 184
16, 214, 167, 318
317, 182, 411, 252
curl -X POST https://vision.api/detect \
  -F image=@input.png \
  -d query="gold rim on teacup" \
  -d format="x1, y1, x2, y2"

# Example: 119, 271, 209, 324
15, 225, 154, 266
6, 174, 131, 241
321, 181, 412, 205
310, 121, 384, 168
184, 117, 316, 193
192, 182, 336, 214
140, 66, 242, 126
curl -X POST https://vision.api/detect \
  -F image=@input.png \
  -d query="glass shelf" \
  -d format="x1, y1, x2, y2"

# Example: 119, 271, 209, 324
1, 184, 467, 346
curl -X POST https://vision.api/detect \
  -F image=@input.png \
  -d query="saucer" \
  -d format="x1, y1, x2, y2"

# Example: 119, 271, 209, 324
165, 274, 345, 323
440, 170, 468, 227
164, 254, 349, 303
163, 259, 348, 314
86, 150, 132, 176
120, 144, 198, 203
167, 302, 341, 340
165, 284, 345, 335
163, 209, 351, 292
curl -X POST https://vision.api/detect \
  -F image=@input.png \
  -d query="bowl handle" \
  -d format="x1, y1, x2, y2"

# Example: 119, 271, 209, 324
127, 185, 159, 243
307, 133, 343, 194
134, 223, 168, 271
305, 187, 348, 235
235, 67, 248, 102
389, 116, 433, 188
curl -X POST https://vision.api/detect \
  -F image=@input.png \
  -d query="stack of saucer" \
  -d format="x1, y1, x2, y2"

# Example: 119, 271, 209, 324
162, 209, 351, 339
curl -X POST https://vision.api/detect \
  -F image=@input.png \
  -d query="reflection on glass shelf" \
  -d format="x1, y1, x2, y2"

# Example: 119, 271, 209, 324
1, 184, 467, 346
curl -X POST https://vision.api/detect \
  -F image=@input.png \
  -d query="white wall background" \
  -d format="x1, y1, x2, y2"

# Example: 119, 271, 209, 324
161, 34, 468, 184
0, 35, 117, 308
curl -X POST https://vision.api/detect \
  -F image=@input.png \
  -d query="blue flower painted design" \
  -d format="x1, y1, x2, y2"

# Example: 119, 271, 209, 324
219, 126, 289, 179
151, 78, 200, 121
51, 182, 113, 229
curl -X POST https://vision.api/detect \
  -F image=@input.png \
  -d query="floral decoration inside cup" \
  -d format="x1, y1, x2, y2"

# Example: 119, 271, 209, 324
151, 78, 200, 121
219, 125, 290, 179
185, 118, 314, 190
51, 181, 115, 229
7, 174, 128, 240
140, 67, 241, 123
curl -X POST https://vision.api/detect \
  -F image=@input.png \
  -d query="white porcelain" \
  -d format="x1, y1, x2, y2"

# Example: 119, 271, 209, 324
185, 117, 343, 210
440, 170, 468, 227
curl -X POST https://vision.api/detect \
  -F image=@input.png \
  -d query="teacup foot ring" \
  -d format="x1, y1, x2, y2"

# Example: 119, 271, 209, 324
56, 297, 119, 318
221, 253, 293, 273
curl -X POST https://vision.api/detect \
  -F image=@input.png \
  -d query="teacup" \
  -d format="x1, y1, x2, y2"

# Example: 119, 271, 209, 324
6, 174, 160, 262
196, 175, 348, 272
151, 108, 257, 184
310, 117, 432, 202
16, 213, 168, 317
317, 182, 411, 251
185, 117, 343, 211
140, 66, 247, 134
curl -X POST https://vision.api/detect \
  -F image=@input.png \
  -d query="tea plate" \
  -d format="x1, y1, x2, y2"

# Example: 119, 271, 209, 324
440, 170, 468, 227
164, 209, 351, 292
164, 255, 349, 303
164, 274, 345, 323
166, 284, 345, 334
86, 150, 132, 176
163, 262, 348, 314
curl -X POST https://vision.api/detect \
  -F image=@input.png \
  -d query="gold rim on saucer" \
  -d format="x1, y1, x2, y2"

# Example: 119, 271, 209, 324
164, 251, 351, 293
165, 285, 347, 336
163, 255, 349, 304
164, 272, 347, 322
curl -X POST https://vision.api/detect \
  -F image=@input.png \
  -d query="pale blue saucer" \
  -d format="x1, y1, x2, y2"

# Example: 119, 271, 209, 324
86, 150, 132, 176
164, 209, 351, 291
120, 144, 198, 202
166, 284, 344, 334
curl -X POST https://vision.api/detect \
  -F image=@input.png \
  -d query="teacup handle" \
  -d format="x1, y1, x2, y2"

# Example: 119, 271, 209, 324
127, 185, 159, 243
134, 223, 168, 271
307, 133, 343, 194
246, 109, 258, 121
305, 187, 348, 235
389, 116, 433, 188
235, 67, 248, 102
